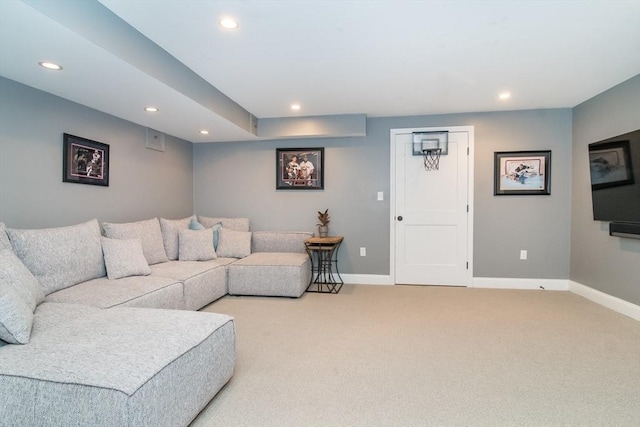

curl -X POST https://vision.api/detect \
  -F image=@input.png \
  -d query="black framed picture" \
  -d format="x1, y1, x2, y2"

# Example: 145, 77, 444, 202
276, 147, 324, 190
588, 140, 634, 190
63, 133, 110, 186
494, 150, 551, 195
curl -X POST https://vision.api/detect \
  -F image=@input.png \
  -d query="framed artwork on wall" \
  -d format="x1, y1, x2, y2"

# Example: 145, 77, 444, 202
494, 150, 551, 195
276, 147, 324, 190
62, 133, 110, 186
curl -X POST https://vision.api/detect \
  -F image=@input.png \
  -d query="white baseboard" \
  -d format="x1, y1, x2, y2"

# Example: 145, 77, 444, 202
569, 280, 640, 321
342, 276, 569, 289
471, 277, 569, 291
339, 275, 639, 320
341, 274, 392, 285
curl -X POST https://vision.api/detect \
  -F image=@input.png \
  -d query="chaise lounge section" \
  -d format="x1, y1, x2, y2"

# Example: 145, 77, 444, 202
0, 303, 235, 427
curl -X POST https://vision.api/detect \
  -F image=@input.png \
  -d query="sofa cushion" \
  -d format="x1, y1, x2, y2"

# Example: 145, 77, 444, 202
160, 216, 195, 261
150, 259, 233, 311
0, 302, 236, 427
101, 237, 151, 280
0, 222, 11, 252
103, 218, 169, 265
178, 228, 216, 261
198, 216, 250, 232
228, 252, 311, 297
45, 275, 184, 310
6, 219, 106, 295
217, 227, 252, 258
252, 231, 313, 253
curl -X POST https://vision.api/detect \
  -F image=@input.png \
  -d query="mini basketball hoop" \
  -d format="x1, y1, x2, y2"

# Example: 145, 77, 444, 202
422, 148, 442, 171
412, 131, 448, 172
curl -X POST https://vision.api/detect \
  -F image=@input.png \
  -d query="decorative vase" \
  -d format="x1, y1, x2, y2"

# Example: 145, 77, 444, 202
318, 225, 328, 238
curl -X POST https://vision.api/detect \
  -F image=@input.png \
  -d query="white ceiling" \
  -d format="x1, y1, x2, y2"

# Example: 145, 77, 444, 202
1, 0, 639, 143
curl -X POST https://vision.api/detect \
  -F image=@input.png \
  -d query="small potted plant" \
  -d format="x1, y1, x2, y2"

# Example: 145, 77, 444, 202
317, 209, 330, 237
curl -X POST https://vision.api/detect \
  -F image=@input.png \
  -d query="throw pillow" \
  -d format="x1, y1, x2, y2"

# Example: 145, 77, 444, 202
7, 219, 106, 296
101, 237, 151, 280
0, 249, 45, 309
102, 218, 169, 265
178, 229, 216, 261
189, 218, 205, 230
0, 283, 33, 344
0, 248, 43, 344
211, 223, 223, 249
160, 216, 195, 261
216, 227, 252, 258
190, 218, 222, 250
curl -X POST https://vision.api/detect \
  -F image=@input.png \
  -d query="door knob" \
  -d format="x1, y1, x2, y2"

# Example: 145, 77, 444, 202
397, 216, 403, 221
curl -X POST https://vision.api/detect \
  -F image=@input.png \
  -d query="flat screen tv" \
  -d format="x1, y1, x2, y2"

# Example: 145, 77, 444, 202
588, 129, 640, 237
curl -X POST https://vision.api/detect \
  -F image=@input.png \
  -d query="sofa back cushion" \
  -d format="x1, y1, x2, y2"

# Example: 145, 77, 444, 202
159, 216, 195, 260
103, 218, 168, 265
197, 216, 250, 232
251, 231, 313, 253
217, 228, 252, 258
6, 219, 106, 296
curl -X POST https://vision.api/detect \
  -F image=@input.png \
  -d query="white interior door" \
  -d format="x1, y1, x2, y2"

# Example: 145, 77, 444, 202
392, 127, 472, 286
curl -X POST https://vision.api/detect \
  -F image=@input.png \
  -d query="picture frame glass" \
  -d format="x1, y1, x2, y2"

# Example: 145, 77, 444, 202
494, 150, 551, 195
276, 148, 324, 190
63, 133, 110, 186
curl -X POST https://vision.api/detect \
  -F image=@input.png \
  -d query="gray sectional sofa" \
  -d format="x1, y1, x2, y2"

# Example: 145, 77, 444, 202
0, 216, 312, 426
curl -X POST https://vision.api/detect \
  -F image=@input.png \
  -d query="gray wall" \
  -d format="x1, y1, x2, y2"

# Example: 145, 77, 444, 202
0, 77, 194, 228
8, 71, 635, 305
571, 74, 640, 305
194, 109, 572, 279
193, 134, 389, 275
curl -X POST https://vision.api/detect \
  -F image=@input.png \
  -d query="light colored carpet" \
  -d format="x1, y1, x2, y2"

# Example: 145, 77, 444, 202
193, 285, 640, 426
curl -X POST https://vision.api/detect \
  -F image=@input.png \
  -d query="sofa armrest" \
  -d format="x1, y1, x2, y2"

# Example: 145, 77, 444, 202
251, 231, 313, 254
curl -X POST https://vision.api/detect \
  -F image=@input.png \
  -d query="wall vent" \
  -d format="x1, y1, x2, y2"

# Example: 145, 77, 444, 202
145, 128, 165, 152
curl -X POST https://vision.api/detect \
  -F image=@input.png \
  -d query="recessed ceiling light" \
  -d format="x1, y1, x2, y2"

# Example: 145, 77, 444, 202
219, 18, 238, 30
39, 61, 62, 70
144, 107, 159, 112
291, 104, 301, 111
199, 130, 210, 135
498, 92, 511, 100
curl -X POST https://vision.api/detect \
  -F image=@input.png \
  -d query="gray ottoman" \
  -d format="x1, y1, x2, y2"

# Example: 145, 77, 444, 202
227, 252, 311, 297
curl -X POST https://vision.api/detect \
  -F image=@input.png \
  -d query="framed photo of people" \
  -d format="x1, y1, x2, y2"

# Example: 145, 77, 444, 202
62, 133, 110, 186
276, 147, 324, 190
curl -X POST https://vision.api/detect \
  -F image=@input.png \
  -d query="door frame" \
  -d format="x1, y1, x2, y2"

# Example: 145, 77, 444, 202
389, 125, 475, 286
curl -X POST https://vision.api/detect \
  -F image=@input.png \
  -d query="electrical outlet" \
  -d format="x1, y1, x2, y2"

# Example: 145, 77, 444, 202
360, 247, 366, 256
520, 250, 527, 260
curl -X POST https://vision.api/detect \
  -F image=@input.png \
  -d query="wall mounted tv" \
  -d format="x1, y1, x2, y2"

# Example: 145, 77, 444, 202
588, 129, 640, 239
